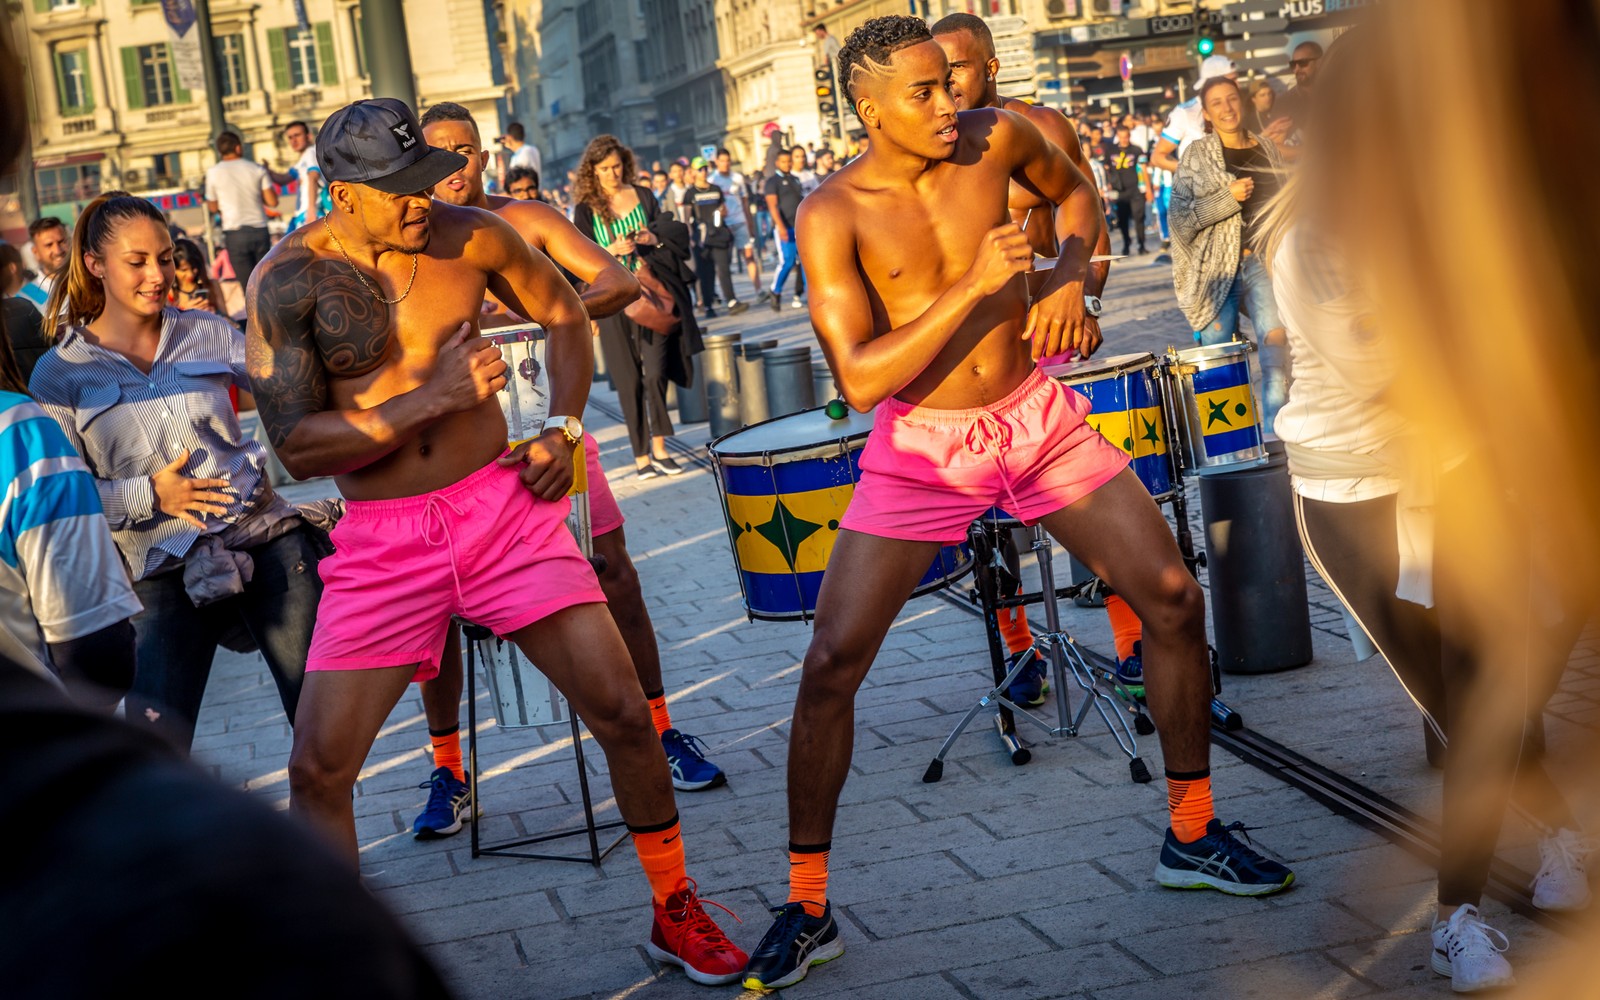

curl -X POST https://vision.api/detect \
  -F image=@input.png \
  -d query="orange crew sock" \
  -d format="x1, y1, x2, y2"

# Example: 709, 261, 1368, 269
630, 814, 688, 905
996, 606, 1035, 657
1104, 594, 1144, 663
645, 688, 673, 736
429, 726, 464, 782
1167, 769, 1216, 844
787, 842, 830, 918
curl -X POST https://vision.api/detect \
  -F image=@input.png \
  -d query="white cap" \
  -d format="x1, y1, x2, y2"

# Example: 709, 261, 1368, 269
1199, 54, 1237, 83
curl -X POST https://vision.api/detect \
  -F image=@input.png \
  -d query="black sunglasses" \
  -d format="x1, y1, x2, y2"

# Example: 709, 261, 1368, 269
1290, 57, 1320, 68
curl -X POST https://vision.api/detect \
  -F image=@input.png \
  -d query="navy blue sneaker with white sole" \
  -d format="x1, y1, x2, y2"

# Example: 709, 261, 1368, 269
661, 729, 726, 791
742, 901, 844, 991
1004, 648, 1049, 707
1154, 818, 1295, 896
1115, 640, 1145, 698
412, 767, 472, 839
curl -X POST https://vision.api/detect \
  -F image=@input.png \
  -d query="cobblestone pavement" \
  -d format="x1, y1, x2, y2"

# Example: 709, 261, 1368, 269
194, 254, 1593, 999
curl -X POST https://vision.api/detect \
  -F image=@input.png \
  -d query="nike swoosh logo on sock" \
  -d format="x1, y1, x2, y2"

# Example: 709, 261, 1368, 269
664, 833, 680, 845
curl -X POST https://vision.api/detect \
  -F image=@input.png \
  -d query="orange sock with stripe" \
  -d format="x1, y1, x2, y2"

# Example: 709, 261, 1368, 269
630, 814, 687, 905
1167, 769, 1215, 844
996, 606, 1035, 657
787, 842, 830, 917
1103, 594, 1143, 662
429, 726, 464, 782
644, 688, 673, 736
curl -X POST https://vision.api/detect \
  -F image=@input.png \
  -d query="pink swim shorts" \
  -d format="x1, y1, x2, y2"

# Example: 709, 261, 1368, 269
307, 458, 606, 680
839, 369, 1128, 543
583, 433, 624, 537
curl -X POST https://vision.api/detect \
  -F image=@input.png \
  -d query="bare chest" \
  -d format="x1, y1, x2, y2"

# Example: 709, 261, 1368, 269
853, 181, 1010, 316
303, 256, 488, 382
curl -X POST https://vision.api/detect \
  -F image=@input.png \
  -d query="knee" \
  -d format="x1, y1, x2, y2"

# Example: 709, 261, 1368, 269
598, 548, 642, 608
288, 742, 359, 802
583, 687, 656, 749
1140, 568, 1206, 638
798, 635, 870, 706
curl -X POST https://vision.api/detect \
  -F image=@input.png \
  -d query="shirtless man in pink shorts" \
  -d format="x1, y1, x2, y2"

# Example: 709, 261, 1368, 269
740, 18, 1294, 991
402, 102, 726, 844
246, 99, 746, 985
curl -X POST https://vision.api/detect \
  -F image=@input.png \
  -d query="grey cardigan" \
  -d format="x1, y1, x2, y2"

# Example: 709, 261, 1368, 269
1169, 131, 1283, 333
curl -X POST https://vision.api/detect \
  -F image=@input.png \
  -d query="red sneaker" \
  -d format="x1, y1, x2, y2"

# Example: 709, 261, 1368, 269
645, 878, 747, 985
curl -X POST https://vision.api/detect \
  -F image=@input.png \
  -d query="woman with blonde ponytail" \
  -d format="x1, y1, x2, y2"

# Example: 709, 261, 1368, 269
29, 191, 322, 751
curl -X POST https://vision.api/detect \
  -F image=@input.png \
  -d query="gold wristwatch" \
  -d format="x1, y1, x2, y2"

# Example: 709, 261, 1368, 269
541, 415, 583, 446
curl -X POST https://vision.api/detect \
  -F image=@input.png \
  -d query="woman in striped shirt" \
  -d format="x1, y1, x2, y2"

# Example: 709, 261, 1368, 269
31, 192, 322, 751
571, 135, 684, 479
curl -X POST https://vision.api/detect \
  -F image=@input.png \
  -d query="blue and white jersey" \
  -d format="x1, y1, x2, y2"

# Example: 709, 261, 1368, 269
0, 392, 141, 679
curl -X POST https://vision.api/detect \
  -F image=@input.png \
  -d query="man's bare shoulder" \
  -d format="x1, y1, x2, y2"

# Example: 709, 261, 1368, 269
247, 227, 322, 303
485, 196, 574, 248
795, 162, 863, 233
430, 201, 525, 255
1001, 98, 1080, 153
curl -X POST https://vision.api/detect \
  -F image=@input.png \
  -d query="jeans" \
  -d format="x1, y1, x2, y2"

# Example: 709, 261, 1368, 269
770, 236, 802, 297
1112, 195, 1147, 254
126, 525, 323, 752
1155, 186, 1172, 242
222, 226, 271, 294
1195, 253, 1288, 422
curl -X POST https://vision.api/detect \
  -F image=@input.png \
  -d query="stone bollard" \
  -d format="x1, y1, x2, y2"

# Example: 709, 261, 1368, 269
763, 346, 816, 418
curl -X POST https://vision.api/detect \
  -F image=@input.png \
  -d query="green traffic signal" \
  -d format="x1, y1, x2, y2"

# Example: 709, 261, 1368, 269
1196, 35, 1216, 57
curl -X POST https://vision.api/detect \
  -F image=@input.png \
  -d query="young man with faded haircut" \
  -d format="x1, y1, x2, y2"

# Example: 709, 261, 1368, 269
739, 17, 1294, 992
410, 102, 728, 846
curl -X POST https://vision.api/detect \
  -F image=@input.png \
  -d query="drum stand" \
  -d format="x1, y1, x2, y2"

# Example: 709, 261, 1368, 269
924, 519, 1153, 785
461, 622, 629, 866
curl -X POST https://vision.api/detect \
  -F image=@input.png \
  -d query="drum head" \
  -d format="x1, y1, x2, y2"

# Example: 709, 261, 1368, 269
711, 404, 874, 459
1043, 352, 1158, 386
1171, 342, 1251, 367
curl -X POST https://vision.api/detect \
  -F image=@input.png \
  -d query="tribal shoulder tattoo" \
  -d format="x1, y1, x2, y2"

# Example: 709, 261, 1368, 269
245, 230, 393, 447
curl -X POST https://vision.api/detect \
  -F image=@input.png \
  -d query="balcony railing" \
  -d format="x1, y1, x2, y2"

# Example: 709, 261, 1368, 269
146, 108, 178, 124
61, 115, 97, 135
223, 95, 252, 113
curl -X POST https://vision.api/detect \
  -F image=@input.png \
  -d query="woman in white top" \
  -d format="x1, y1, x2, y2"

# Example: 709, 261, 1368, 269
1271, 215, 1588, 991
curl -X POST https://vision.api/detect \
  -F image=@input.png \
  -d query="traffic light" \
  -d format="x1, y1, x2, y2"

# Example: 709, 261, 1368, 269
815, 67, 838, 116
1194, 27, 1217, 58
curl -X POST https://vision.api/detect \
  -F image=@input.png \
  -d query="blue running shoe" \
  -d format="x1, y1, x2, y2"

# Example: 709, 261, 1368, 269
412, 767, 472, 840
1154, 818, 1295, 896
1004, 649, 1049, 707
742, 901, 844, 991
1116, 640, 1145, 698
661, 729, 726, 791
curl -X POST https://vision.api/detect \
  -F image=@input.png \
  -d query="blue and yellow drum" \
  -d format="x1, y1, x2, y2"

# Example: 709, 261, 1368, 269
1046, 353, 1176, 501
1165, 342, 1268, 475
709, 407, 972, 622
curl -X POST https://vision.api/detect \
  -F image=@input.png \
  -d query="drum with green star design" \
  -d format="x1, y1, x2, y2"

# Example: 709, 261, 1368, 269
1164, 342, 1269, 475
1045, 352, 1176, 501
708, 406, 973, 622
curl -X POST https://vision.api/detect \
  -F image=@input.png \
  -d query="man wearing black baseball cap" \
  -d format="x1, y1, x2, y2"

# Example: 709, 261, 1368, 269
244, 99, 748, 987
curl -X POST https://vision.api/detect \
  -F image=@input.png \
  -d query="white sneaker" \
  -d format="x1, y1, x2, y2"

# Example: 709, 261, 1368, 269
1533, 827, 1594, 911
790, 296, 804, 308
1431, 905, 1515, 993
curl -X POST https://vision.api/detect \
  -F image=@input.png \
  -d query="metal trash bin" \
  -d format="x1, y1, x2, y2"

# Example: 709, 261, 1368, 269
679, 353, 708, 424
811, 353, 840, 405
701, 334, 743, 439
764, 345, 815, 418
1198, 442, 1313, 674
738, 339, 779, 426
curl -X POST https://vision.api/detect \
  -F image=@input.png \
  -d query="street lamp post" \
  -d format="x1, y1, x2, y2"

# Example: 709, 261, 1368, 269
193, 0, 227, 141
361, 0, 418, 108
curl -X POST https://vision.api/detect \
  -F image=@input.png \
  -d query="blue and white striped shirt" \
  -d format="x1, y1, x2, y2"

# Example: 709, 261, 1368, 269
0, 392, 142, 679
30, 307, 282, 581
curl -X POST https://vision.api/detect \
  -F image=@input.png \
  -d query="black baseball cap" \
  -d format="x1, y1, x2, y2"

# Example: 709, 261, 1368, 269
317, 98, 466, 195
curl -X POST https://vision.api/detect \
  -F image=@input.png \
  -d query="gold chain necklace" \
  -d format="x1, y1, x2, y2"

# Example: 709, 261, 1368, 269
323, 218, 418, 304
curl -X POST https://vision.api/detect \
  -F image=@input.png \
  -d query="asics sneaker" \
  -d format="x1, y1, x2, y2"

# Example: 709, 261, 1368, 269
646, 879, 748, 985
1004, 648, 1049, 707
1115, 640, 1145, 698
412, 767, 472, 840
1532, 827, 1594, 911
1431, 904, 1514, 992
661, 729, 727, 791
742, 901, 844, 991
1154, 818, 1295, 896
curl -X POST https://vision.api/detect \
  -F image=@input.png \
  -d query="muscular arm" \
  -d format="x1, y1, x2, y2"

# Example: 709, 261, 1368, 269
796, 192, 988, 412
1005, 111, 1100, 304
1018, 104, 1111, 293
469, 213, 593, 422
244, 244, 451, 480
515, 201, 639, 319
